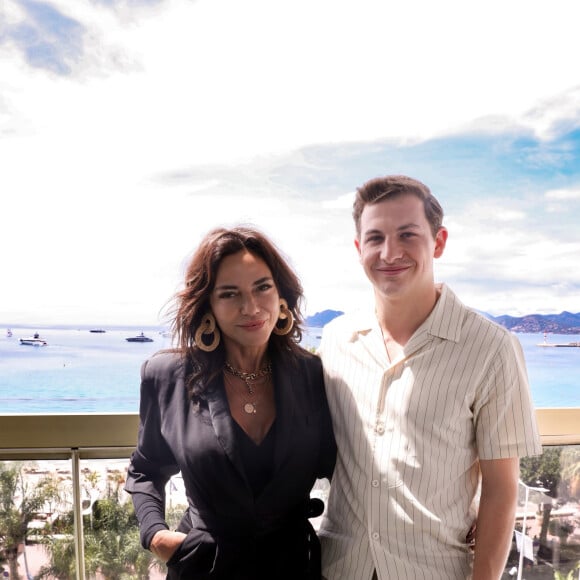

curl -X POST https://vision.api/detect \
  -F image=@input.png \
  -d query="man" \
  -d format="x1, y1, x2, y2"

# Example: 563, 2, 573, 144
318, 175, 542, 579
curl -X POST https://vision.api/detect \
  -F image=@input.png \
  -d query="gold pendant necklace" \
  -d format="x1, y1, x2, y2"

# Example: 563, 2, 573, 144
224, 361, 272, 395
223, 373, 263, 415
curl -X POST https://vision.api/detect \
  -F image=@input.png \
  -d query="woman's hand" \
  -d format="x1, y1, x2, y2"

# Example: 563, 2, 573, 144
149, 529, 188, 562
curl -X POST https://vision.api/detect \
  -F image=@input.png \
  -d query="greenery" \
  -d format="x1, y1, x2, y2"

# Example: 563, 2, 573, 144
0, 462, 166, 579
519, 448, 580, 577
560, 448, 580, 498
0, 462, 62, 579
549, 519, 575, 544
37, 471, 162, 579
520, 447, 563, 555
520, 447, 562, 497
554, 561, 580, 580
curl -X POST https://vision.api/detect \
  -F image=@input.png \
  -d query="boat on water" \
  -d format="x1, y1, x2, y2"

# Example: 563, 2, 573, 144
6, 328, 13, 338
537, 333, 580, 348
126, 332, 154, 343
89, 329, 106, 333
20, 332, 48, 346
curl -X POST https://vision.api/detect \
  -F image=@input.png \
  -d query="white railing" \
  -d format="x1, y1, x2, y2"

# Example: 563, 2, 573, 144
1, 409, 579, 579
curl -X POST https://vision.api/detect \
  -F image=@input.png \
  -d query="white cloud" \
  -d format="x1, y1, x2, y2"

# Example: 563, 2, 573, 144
545, 188, 580, 200
4, 0, 580, 162
439, 193, 580, 315
2, 0, 580, 324
322, 193, 355, 210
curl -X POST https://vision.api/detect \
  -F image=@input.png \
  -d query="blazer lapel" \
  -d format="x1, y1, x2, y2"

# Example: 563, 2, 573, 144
204, 363, 299, 499
271, 360, 298, 474
206, 383, 249, 486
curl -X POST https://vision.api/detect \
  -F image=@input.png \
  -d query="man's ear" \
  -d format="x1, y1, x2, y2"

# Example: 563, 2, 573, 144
434, 227, 448, 258
354, 237, 362, 261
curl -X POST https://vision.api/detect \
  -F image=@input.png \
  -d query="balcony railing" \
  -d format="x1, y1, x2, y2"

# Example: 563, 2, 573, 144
1, 408, 580, 578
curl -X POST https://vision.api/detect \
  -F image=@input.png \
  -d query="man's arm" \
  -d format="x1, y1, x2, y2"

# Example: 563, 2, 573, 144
472, 457, 520, 580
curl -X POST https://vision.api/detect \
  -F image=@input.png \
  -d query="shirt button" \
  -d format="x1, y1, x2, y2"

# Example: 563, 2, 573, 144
371, 479, 379, 488
372, 532, 380, 540
376, 422, 385, 435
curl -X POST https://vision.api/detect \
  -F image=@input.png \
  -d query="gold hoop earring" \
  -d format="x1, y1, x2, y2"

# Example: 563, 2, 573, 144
194, 313, 221, 352
273, 298, 294, 336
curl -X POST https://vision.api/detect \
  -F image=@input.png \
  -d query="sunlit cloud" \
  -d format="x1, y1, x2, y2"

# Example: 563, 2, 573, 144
545, 188, 580, 200
322, 193, 355, 210
2, 0, 580, 324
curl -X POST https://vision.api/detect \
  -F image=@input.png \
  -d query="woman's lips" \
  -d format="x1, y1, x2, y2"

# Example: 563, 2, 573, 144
238, 320, 267, 331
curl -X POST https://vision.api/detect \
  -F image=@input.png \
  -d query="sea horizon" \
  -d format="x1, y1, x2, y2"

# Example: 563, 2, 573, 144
1, 325, 579, 413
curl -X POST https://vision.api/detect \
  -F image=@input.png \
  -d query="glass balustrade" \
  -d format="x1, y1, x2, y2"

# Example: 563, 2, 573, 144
1, 410, 579, 579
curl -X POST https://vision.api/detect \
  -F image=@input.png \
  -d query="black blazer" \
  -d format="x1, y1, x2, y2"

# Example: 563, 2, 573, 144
126, 349, 336, 580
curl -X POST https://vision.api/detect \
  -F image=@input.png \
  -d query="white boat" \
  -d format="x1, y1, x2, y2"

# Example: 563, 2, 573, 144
20, 333, 48, 346
125, 332, 154, 343
6, 328, 13, 338
537, 332, 580, 348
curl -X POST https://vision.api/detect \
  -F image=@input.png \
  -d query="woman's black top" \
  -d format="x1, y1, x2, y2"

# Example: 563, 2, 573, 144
126, 349, 336, 580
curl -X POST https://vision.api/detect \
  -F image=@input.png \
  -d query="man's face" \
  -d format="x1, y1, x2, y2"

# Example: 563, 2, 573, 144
354, 193, 447, 300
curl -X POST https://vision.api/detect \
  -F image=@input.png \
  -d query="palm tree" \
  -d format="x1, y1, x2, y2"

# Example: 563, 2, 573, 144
520, 447, 562, 557
560, 447, 580, 498
0, 462, 61, 579
36, 536, 77, 578
38, 478, 161, 579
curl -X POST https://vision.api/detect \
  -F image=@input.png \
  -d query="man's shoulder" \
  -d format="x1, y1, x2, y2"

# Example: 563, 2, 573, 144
463, 305, 513, 339
324, 309, 374, 330
454, 304, 523, 364
322, 310, 372, 340
440, 284, 513, 342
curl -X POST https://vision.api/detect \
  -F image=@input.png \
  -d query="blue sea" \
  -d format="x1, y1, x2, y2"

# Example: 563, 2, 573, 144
1, 327, 579, 413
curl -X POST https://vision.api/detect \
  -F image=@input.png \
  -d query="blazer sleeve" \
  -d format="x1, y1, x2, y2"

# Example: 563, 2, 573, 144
307, 352, 337, 481
125, 356, 181, 548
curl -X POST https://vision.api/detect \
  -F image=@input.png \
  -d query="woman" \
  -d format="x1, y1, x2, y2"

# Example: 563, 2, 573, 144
125, 226, 336, 579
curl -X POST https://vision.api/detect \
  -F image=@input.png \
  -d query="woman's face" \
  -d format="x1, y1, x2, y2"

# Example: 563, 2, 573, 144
209, 250, 280, 353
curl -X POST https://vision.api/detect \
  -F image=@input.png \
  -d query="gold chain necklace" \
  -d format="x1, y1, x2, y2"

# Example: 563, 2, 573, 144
223, 361, 272, 395
223, 373, 263, 415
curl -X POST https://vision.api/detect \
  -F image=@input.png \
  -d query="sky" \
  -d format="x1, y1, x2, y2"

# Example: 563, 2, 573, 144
1, 0, 580, 327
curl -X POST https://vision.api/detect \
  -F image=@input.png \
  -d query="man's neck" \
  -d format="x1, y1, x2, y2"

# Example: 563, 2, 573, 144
374, 285, 440, 346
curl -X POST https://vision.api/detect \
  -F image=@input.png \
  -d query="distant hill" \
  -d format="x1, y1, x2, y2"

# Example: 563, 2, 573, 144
488, 311, 580, 334
305, 309, 580, 334
305, 310, 344, 327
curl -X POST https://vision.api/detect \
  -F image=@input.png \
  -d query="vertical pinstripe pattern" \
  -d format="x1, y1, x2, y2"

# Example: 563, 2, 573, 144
319, 284, 542, 580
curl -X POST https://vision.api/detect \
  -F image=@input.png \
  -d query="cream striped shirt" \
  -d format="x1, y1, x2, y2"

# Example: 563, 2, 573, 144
319, 284, 542, 580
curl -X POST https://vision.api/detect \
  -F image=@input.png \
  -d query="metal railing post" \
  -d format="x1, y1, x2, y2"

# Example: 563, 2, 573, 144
71, 449, 86, 580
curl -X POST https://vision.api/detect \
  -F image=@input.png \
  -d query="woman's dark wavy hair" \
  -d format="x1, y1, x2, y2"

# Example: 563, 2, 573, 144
169, 226, 305, 408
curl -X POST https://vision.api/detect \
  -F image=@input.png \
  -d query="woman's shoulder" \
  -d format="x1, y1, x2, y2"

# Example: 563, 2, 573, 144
141, 349, 185, 380
300, 348, 322, 370
282, 345, 321, 367
274, 347, 323, 383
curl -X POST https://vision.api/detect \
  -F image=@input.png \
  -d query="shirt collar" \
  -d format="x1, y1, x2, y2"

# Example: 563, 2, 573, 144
420, 283, 465, 343
348, 283, 465, 344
